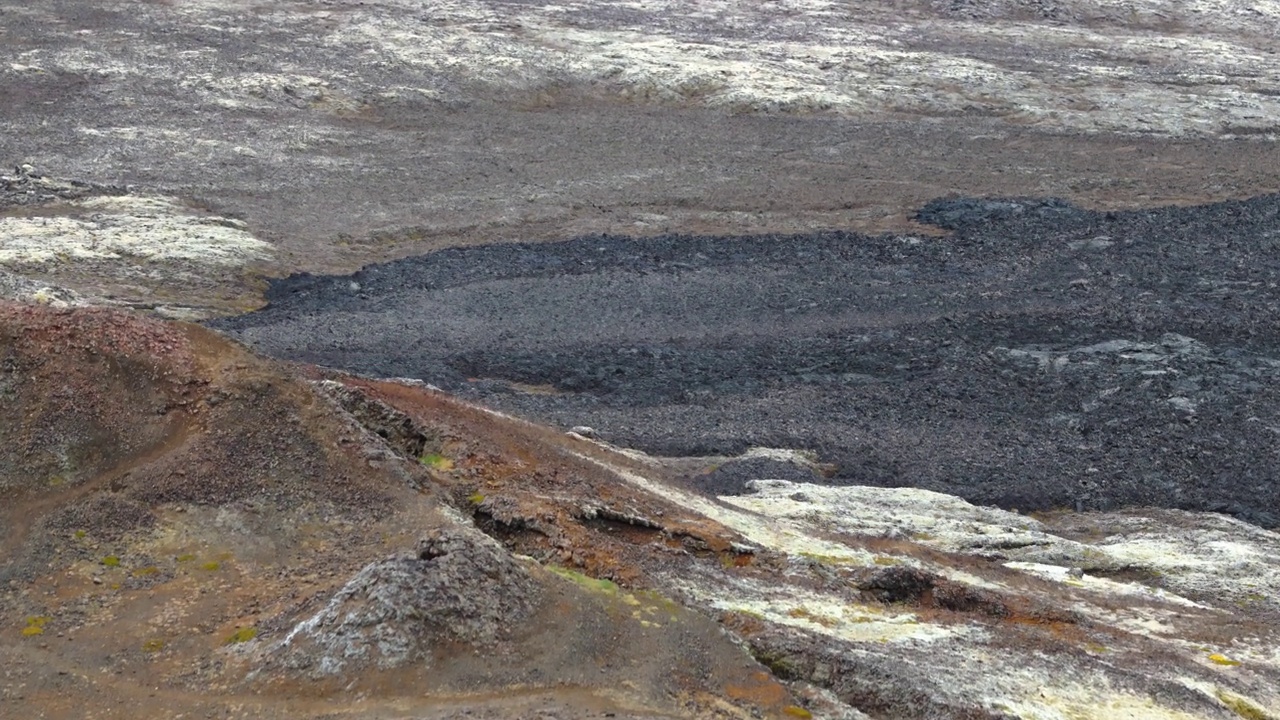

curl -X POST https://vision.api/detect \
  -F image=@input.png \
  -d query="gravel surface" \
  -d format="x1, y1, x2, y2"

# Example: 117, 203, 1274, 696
6, 0, 1280, 318
213, 194, 1280, 527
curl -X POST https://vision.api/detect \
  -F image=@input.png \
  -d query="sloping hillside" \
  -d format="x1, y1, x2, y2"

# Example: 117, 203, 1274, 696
0, 303, 793, 719
6, 303, 1278, 719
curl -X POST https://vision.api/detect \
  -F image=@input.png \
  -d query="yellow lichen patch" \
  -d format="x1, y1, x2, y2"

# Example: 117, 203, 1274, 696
636, 589, 681, 614
547, 567, 681, 626
710, 578, 955, 646
467, 492, 485, 505
787, 607, 839, 627
731, 608, 766, 621
1208, 653, 1242, 667
224, 627, 258, 644
798, 551, 860, 565
101, 555, 121, 567
73, 530, 87, 539
142, 639, 165, 653
21, 616, 50, 637
1000, 687, 1210, 720
200, 561, 221, 571
783, 706, 814, 719
132, 566, 160, 577
175, 554, 196, 562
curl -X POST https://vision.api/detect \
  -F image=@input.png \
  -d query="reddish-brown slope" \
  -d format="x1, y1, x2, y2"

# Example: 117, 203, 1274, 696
0, 303, 794, 720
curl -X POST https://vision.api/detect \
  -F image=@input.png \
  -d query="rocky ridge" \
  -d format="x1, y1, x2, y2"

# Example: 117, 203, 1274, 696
0, 303, 790, 719
4, 302, 1280, 718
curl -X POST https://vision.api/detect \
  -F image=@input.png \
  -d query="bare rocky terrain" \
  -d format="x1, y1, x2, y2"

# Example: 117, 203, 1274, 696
214, 194, 1280, 528
5, 303, 1280, 720
4, 0, 1280, 317
0, 304, 794, 719
5, 0, 1280, 718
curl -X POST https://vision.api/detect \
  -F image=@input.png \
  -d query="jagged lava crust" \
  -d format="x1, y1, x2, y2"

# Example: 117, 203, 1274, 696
213, 194, 1280, 527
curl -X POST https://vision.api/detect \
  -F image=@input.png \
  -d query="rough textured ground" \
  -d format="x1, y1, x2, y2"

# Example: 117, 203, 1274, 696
214, 193, 1280, 528
5, 0, 1280, 316
6, 0, 1280, 717
12, 304, 1280, 720
0, 303, 793, 720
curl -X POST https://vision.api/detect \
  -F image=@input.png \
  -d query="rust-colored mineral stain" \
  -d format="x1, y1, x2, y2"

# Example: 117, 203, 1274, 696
723, 670, 791, 710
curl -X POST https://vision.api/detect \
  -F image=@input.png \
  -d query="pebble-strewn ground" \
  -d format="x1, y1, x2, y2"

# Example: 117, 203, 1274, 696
5, 0, 1280, 317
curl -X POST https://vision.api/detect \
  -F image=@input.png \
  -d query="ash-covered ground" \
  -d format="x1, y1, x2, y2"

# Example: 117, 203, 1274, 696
214, 194, 1280, 527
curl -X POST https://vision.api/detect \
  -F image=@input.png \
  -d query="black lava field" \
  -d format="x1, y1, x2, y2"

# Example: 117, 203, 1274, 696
211, 196, 1280, 527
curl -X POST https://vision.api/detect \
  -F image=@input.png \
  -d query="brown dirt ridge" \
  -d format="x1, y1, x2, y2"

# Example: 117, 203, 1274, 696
0, 302, 796, 720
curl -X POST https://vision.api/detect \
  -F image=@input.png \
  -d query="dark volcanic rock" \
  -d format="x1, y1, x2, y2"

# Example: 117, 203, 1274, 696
686, 457, 828, 496
210, 195, 1280, 527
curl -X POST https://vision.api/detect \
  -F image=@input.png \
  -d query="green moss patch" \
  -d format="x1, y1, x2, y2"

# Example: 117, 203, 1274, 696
750, 648, 801, 680
547, 565, 619, 594
224, 627, 258, 644
1215, 690, 1271, 720
419, 453, 454, 471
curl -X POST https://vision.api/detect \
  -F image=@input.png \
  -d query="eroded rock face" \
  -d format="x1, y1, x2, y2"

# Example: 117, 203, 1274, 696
305, 376, 1280, 719
639, 471, 1280, 719
262, 529, 541, 677
0, 165, 124, 207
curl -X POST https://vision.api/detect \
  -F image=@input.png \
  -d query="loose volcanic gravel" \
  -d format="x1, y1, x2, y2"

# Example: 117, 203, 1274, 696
211, 195, 1280, 527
